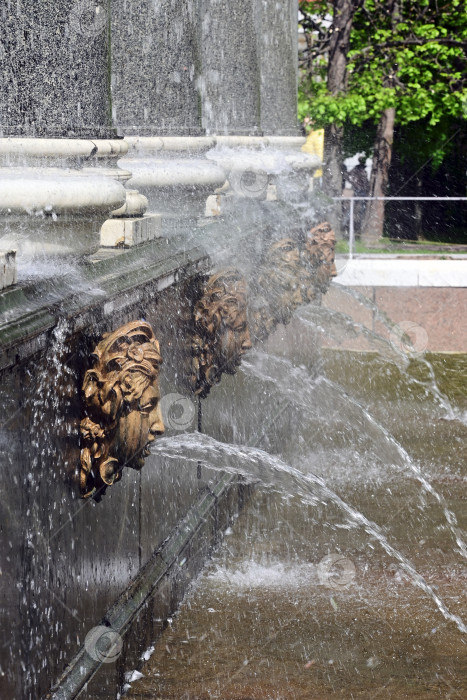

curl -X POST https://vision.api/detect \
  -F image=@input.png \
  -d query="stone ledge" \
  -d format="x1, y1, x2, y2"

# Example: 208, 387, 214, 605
335, 258, 467, 287
47, 473, 252, 700
0, 250, 16, 290
214, 135, 306, 150
0, 170, 126, 214
124, 136, 217, 156
206, 142, 320, 202
0, 137, 128, 165
125, 159, 226, 189
120, 136, 227, 225
0, 239, 210, 365
0, 137, 132, 261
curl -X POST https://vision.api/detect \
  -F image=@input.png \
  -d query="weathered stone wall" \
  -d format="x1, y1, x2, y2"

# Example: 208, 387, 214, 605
111, 0, 202, 135
0, 0, 113, 137
0, 247, 248, 700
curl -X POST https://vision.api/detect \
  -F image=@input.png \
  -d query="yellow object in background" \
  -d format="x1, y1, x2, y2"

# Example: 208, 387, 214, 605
302, 128, 324, 177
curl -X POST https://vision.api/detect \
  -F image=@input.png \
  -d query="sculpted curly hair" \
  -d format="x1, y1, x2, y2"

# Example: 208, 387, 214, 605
191, 269, 251, 397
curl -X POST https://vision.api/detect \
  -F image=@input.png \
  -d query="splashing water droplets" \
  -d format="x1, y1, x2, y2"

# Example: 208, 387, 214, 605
152, 433, 467, 636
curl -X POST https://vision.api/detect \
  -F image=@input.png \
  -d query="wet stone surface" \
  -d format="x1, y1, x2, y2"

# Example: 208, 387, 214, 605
124, 353, 467, 699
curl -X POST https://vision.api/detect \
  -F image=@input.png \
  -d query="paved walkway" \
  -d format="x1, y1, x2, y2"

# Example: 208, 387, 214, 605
324, 257, 467, 352
335, 256, 467, 287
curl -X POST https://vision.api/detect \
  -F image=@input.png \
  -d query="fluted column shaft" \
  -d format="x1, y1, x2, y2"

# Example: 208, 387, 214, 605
1, 0, 113, 138
111, 0, 202, 136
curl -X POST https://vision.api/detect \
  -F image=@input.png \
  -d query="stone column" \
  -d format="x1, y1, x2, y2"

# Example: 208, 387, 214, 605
256, 0, 300, 136
111, 0, 226, 235
111, 0, 201, 137
1, 0, 113, 138
0, 0, 128, 269
199, 0, 261, 135
199, 0, 319, 212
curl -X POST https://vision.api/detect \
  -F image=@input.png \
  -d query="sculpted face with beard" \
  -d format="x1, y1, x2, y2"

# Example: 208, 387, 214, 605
80, 321, 164, 499
303, 222, 337, 297
191, 269, 252, 398
251, 238, 310, 341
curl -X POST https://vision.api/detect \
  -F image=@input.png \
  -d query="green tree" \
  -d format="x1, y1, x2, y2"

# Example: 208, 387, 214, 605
299, 0, 362, 236
299, 0, 467, 243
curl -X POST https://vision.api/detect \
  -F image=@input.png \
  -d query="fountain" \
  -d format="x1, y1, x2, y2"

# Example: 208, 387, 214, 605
1, 2, 466, 700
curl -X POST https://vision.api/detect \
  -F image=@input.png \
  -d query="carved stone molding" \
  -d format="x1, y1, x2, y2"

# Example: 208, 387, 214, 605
190, 269, 252, 398
79, 321, 164, 499
206, 136, 320, 207
0, 139, 128, 261
250, 223, 337, 342
121, 137, 227, 236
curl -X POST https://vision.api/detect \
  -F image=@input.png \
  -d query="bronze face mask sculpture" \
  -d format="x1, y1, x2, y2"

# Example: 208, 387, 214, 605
303, 221, 337, 297
191, 269, 252, 398
251, 237, 310, 341
250, 224, 337, 342
80, 321, 164, 499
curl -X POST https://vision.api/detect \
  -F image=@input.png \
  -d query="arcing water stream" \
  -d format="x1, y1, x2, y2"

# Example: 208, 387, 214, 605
152, 432, 467, 636
242, 350, 467, 564
123, 295, 467, 698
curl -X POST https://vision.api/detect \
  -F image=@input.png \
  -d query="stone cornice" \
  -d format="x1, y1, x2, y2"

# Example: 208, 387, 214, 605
0, 170, 126, 215
0, 138, 128, 164
0, 239, 210, 368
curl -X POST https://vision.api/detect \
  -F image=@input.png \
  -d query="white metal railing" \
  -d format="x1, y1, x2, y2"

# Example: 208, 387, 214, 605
334, 196, 467, 259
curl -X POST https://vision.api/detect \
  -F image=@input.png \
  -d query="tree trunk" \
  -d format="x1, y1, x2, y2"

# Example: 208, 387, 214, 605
322, 0, 355, 238
323, 122, 344, 198
361, 106, 396, 245
361, 0, 399, 246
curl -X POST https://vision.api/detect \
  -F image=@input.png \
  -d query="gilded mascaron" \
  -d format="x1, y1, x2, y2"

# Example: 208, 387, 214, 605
79, 321, 164, 499
190, 269, 252, 398
302, 221, 337, 297
250, 223, 337, 342
251, 237, 309, 341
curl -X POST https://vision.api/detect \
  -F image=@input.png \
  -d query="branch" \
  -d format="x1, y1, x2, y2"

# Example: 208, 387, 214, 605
352, 37, 467, 58
299, 13, 332, 43
300, 43, 332, 59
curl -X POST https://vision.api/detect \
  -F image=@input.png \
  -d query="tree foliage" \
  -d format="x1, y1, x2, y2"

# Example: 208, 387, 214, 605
299, 0, 467, 156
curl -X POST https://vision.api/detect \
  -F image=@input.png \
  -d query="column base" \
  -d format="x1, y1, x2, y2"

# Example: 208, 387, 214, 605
100, 213, 161, 248
0, 250, 16, 290
0, 139, 128, 265
206, 136, 321, 206
120, 137, 227, 235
